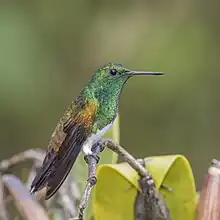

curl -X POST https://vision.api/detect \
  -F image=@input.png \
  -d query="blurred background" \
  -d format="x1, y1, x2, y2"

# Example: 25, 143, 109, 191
0, 0, 219, 188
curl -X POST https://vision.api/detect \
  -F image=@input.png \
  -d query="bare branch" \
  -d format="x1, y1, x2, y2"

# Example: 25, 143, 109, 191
77, 143, 102, 220
100, 138, 150, 177
0, 149, 45, 172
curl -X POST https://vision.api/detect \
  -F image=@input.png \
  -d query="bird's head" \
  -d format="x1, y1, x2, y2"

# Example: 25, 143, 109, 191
90, 62, 163, 88
85, 63, 164, 102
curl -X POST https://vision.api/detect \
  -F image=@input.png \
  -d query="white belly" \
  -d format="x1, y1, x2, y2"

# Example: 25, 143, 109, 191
82, 122, 113, 155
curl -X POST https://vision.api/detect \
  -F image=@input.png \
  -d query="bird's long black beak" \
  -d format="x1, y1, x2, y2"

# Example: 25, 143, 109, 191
127, 70, 164, 76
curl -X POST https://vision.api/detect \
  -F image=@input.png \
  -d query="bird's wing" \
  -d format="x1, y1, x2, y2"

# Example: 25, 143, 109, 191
30, 95, 98, 199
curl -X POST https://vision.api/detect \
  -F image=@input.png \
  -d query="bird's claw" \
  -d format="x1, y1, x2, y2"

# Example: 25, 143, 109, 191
99, 143, 105, 152
84, 154, 100, 164
91, 141, 105, 152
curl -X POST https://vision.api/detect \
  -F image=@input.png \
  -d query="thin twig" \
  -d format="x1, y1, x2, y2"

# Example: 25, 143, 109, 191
0, 149, 45, 172
100, 138, 149, 177
77, 143, 101, 220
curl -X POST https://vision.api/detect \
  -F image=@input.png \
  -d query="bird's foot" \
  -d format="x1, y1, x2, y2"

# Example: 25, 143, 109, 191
94, 141, 105, 152
84, 154, 100, 164
83, 141, 105, 164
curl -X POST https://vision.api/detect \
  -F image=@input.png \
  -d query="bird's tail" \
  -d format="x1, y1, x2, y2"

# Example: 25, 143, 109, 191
30, 144, 82, 200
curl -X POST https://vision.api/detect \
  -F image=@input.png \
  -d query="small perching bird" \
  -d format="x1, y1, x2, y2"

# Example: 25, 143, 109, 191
30, 63, 164, 199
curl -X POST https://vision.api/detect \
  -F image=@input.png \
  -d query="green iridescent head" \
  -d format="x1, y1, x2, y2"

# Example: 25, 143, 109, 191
84, 62, 164, 103
89, 62, 163, 88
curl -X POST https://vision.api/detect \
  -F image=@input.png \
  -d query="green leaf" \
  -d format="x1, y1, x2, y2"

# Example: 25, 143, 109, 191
71, 114, 120, 219
93, 154, 197, 220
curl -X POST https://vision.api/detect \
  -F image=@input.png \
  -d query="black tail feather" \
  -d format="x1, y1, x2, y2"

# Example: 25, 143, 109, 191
30, 158, 54, 194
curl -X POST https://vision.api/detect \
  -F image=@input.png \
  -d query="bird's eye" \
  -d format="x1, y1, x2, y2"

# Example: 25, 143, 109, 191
109, 69, 117, 76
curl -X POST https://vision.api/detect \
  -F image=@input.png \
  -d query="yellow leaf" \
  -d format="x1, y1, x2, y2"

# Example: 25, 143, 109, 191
93, 155, 197, 220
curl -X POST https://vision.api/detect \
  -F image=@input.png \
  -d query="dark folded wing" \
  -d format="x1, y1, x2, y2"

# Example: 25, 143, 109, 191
45, 121, 87, 199
30, 96, 98, 199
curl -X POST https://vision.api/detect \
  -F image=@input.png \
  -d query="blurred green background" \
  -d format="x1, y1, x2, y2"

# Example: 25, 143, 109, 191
0, 1, 219, 188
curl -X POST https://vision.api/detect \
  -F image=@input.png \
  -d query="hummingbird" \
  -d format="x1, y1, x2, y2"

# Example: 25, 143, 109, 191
30, 63, 164, 200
